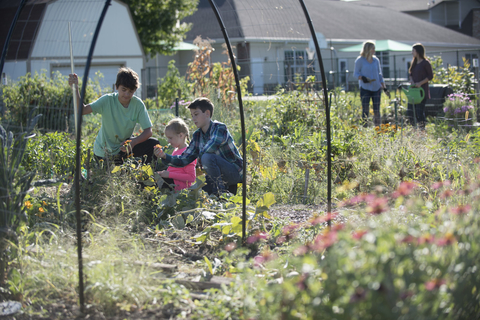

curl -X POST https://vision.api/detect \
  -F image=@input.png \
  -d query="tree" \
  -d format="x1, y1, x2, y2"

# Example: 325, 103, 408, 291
123, 0, 198, 57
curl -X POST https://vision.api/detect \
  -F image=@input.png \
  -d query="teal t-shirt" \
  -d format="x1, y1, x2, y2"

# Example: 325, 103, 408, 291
90, 93, 152, 158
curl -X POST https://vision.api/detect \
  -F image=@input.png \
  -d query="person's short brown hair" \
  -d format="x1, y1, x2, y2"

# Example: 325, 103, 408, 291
115, 67, 140, 91
187, 97, 214, 117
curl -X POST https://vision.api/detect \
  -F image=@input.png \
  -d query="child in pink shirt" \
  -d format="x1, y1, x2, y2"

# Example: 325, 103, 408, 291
155, 118, 196, 191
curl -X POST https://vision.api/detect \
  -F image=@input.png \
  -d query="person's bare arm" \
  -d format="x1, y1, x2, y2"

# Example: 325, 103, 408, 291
69, 73, 92, 115
413, 77, 430, 88
120, 127, 153, 153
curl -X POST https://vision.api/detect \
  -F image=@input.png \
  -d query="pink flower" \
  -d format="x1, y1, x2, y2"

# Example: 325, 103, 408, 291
436, 232, 456, 246
282, 224, 299, 234
440, 189, 454, 199
347, 194, 365, 206
309, 212, 338, 226
276, 236, 286, 244
224, 242, 237, 252
253, 256, 264, 268
366, 197, 389, 215
450, 204, 471, 215
332, 223, 345, 232
345, 193, 376, 206
293, 245, 309, 256
393, 181, 417, 197
352, 230, 368, 240
253, 250, 277, 267
311, 230, 338, 252
247, 231, 269, 244
431, 180, 451, 190
401, 235, 417, 244
281, 224, 299, 241
417, 234, 435, 245
425, 278, 446, 291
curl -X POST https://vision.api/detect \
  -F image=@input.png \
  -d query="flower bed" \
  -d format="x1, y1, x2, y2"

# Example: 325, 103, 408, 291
443, 93, 474, 129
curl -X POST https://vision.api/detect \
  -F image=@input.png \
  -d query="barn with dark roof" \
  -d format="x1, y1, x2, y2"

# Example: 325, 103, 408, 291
1, 0, 144, 92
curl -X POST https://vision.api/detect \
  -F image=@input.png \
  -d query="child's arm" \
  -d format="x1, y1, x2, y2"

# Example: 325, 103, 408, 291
120, 127, 152, 153
69, 74, 92, 115
201, 124, 228, 155
156, 138, 199, 167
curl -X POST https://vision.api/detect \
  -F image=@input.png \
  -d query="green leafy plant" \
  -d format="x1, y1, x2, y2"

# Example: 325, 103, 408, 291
430, 56, 476, 97
23, 131, 91, 179
0, 111, 41, 285
157, 60, 189, 109
1, 71, 107, 132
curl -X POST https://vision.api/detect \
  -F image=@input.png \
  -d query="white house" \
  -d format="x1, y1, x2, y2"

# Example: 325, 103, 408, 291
1, 0, 144, 93
145, 0, 480, 95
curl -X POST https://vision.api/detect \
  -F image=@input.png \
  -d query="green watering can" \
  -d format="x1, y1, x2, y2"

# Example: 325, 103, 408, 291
401, 85, 425, 104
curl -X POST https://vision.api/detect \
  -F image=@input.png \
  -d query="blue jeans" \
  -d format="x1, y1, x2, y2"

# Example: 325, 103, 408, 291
360, 88, 381, 126
201, 153, 242, 195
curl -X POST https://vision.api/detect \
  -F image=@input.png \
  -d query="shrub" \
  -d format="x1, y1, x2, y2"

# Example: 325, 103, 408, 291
22, 131, 91, 179
1, 71, 107, 132
156, 60, 189, 109
430, 56, 476, 97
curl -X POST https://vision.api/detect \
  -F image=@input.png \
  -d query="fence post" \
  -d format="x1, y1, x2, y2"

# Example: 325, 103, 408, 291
395, 99, 398, 128
303, 168, 310, 204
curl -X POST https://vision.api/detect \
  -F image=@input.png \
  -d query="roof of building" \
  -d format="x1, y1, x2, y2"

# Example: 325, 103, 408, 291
1, 0, 142, 62
183, 0, 480, 46
0, 0, 47, 60
334, 0, 446, 12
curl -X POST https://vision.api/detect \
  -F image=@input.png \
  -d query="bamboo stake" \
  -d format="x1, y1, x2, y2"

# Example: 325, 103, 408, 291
68, 22, 78, 135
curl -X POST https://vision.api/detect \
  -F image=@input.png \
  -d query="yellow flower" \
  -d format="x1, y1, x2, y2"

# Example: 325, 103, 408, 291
39, 207, 45, 213
42, 201, 47, 206
24, 201, 32, 209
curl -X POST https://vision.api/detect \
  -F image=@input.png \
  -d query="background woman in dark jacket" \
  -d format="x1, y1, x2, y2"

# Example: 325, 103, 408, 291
408, 43, 434, 129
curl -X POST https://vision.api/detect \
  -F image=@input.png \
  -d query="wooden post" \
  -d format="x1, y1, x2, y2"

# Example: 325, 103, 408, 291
303, 168, 310, 204
68, 22, 78, 135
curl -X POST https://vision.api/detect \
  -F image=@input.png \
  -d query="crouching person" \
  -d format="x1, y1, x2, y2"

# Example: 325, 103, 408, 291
69, 67, 159, 165
154, 98, 243, 196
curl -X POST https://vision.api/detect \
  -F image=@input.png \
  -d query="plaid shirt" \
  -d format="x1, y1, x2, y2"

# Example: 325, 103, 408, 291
164, 120, 243, 177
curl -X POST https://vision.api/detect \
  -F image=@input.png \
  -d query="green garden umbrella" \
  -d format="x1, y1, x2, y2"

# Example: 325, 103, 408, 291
157, 41, 198, 51
172, 41, 198, 51
339, 39, 412, 52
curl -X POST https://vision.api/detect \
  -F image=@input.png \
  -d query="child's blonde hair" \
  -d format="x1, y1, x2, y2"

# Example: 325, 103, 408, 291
165, 118, 190, 140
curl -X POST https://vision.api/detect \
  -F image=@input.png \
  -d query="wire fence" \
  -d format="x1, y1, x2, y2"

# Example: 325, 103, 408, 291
143, 48, 480, 98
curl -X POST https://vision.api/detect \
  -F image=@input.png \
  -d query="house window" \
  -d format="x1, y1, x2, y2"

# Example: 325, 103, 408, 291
284, 50, 315, 83
376, 51, 390, 78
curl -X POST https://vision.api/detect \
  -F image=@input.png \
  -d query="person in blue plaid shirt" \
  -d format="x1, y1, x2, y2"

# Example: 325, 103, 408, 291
154, 97, 243, 195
